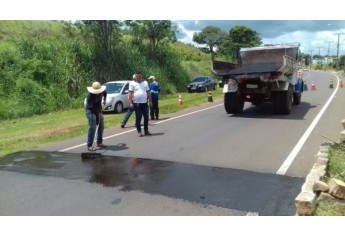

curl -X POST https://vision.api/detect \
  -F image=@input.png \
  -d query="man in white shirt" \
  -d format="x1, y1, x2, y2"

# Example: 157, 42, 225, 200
128, 71, 153, 136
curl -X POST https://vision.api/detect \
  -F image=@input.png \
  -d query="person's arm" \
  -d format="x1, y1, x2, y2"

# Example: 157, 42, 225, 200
102, 90, 107, 106
86, 93, 93, 109
128, 91, 134, 110
147, 91, 152, 107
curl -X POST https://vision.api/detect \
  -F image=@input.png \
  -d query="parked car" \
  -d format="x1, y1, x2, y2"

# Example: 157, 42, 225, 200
210, 78, 218, 90
103, 80, 132, 113
187, 76, 217, 93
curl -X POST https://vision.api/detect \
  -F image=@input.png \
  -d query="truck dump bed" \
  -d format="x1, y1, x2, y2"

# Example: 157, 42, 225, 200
212, 44, 299, 76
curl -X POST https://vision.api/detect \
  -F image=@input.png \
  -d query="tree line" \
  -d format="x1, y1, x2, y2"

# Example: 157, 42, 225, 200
0, 20, 263, 120
0, 20, 192, 119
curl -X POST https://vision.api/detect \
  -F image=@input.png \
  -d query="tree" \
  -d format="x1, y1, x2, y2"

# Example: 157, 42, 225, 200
300, 53, 311, 66
125, 20, 176, 58
192, 26, 227, 61
82, 20, 122, 82
218, 25, 262, 62
339, 55, 345, 70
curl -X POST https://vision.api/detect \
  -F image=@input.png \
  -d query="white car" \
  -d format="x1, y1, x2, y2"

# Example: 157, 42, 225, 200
103, 80, 132, 113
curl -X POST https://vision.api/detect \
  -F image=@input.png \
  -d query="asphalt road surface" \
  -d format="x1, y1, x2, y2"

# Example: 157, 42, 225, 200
1, 70, 344, 216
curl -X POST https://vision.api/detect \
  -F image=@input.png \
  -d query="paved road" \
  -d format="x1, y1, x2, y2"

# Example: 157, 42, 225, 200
1, 71, 344, 216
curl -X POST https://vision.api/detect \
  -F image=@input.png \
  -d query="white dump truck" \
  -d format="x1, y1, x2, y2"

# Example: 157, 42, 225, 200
212, 44, 304, 114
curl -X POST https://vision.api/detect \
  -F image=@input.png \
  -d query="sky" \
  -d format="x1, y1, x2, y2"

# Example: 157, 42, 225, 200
175, 20, 345, 56
2, 1, 345, 57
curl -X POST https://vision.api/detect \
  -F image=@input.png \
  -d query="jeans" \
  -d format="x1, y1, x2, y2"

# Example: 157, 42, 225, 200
133, 103, 149, 133
121, 107, 133, 125
86, 109, 104, 147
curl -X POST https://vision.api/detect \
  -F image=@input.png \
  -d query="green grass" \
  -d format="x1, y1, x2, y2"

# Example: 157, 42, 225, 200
326, 144, 345, 182
313, 144, 345, 216
314, 199, 345, 216
0, 90, 224, 157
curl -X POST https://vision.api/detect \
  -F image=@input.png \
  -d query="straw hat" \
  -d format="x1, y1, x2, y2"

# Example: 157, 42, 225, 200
87, 82, 106, 94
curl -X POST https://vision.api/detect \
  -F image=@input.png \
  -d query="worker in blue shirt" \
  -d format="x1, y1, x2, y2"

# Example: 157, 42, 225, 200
148, 76, 160, 120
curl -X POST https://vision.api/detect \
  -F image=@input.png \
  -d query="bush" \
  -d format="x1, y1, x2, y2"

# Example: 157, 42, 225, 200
0, 78, 55, 118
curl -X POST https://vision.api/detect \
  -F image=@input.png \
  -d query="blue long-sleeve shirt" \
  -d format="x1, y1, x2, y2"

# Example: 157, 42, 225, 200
149, 81, 160, 101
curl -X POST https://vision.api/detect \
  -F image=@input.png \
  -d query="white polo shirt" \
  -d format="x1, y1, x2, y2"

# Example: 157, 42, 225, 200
129, 80, 150, 103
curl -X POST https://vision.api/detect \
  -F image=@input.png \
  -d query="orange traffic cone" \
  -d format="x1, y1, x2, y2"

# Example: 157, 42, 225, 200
339, 78, 343, 88
178, 94, 183, 106
311, 80, 316, 91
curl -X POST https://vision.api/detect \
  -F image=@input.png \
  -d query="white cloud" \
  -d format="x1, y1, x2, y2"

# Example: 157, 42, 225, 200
175, 20, 345, 57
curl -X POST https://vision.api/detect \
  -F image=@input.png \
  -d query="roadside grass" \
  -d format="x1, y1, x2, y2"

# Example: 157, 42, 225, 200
314, 144, 345, 216
314, 200, 345, 216
0, 89, 224, 157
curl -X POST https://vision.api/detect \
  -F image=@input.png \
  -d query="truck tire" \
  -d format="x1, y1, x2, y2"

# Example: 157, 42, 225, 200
272, 86, 292, 114
293, 92, 301, 105
224, 92, 244, 114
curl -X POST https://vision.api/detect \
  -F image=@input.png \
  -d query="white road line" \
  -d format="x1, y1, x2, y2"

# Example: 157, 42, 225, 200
276, 75, 340, 175
59, 103, 223, 152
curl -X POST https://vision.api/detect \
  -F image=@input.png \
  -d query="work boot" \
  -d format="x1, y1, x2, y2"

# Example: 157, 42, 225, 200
144, 131, 152, 135
97, 143, 107, 148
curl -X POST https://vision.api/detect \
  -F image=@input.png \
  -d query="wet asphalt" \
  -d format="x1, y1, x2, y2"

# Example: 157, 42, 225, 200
0, 150, 304, 215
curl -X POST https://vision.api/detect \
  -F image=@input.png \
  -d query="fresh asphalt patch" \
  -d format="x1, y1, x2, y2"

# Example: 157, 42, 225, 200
0, 150, 304, 216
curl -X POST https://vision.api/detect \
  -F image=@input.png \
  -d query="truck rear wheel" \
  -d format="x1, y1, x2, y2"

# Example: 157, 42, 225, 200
224, 92, 244, 114
272, 86, 292, 114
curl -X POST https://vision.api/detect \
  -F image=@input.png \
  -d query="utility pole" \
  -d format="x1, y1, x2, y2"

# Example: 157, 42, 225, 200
317, 47, 323, 56
317, 47, 323, 67
309, 50, 313, 69
334, 33, 345, 70
326, 41, 332, 57
326, 41, 332, 70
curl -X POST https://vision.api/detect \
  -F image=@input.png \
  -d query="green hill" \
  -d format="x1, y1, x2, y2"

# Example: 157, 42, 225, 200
0, 20, 213, 119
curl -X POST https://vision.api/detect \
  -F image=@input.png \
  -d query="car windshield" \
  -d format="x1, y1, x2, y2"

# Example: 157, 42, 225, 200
194, 77, 207, 82
105, 83, 124, 94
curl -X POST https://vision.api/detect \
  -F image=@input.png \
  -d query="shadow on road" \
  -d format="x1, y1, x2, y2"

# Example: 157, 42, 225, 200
229, 101, 317, 120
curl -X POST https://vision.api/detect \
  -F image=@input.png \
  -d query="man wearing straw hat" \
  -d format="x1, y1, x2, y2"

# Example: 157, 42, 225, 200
85, 81, 107, 151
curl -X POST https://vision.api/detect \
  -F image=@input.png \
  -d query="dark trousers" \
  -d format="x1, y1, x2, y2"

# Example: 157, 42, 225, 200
133, 103, 149, 133
150, 98, 159, 119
